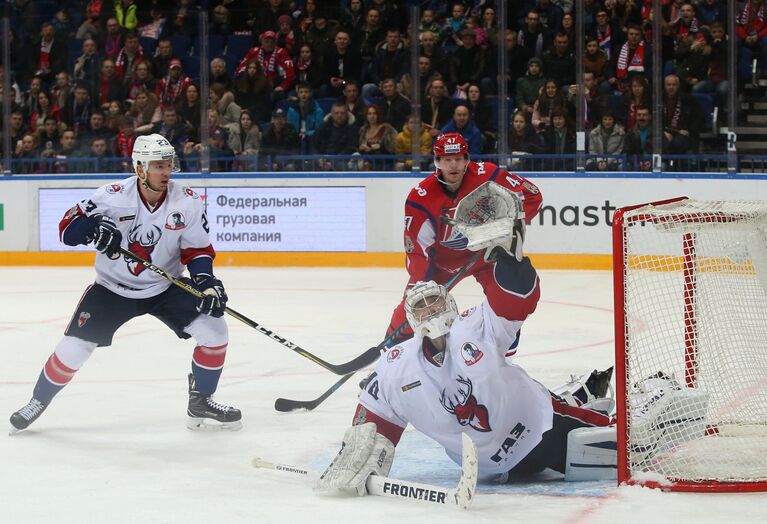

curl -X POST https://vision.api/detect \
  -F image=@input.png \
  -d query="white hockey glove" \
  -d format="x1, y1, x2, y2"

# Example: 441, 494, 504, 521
315, 423, 395, 496
443, 182, 526, 262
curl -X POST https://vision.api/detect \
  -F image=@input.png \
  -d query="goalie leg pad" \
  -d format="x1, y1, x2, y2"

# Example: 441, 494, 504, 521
565, 426, 617, 481
629, 374, 710, 463
315, 422, 395, 496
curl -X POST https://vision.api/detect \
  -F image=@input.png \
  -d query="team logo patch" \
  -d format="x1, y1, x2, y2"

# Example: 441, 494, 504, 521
522, 181, 539, 195
387, 346, 403, 362
401, 380, 421, 392
78, 312, 91, 328
460, 306, 476, 318
64, 205, 80, 220
461, 342, 484, 366
106, 184, 123, 194
440, 375, 492, 432
353, 406, 368, 425
125, 224, 162, 276
165, 211, 186, 230
404, 236, 414, 254
184, 187, 199, 199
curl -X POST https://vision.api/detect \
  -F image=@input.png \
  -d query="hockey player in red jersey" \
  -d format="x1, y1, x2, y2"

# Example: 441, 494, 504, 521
386, 132, 543, 343
9, 134, 241, 434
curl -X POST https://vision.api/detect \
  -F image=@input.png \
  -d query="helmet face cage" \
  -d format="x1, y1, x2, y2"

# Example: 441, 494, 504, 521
132, 133, 180, 173
405, 281, 458, 339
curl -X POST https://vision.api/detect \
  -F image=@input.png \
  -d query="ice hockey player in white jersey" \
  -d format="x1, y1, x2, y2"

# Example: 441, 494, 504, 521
9, 133, 241, 433
316, 249, 619, 494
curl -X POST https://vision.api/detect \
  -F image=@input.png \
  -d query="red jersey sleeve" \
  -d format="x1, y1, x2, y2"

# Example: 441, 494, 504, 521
403, 186, 439, 283
235, 48, 258, 77
352, 404, 406, 446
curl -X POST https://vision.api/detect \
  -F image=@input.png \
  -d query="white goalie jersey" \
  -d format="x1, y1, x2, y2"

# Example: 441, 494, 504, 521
358, 301, 554, 474
59, 177, 214, 299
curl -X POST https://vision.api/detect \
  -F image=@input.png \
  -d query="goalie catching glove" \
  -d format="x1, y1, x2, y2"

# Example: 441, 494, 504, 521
315, 422, 395, 496
192, 273, 228, 317
442, 181, 526, 262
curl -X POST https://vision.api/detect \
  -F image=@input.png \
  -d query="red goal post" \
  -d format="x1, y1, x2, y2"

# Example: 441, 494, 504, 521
613, 197, 767, 492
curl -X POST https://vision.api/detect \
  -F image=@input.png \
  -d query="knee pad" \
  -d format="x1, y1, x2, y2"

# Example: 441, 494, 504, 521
53, 336, 98, 370
185, 314, 229, 348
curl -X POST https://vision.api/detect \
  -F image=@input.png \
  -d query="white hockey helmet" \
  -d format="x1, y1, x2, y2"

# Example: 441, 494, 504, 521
132, 133, 180, 173
405, 281, 458, 339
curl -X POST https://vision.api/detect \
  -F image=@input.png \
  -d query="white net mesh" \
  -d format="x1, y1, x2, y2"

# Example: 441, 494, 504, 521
619, 199, 767, 486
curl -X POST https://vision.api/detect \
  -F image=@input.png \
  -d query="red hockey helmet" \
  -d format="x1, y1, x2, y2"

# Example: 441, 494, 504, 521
433, 133, 468, 158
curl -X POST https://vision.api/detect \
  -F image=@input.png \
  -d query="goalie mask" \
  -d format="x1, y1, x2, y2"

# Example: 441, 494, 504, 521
405, 281, 458, 339
132, 133, 180, 174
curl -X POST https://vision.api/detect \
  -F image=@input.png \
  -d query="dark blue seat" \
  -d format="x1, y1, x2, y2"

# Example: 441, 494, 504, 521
182, 56, 201, 83
138, 37, 158, 57
169, 35, 192, 56
317, 97, 337, 114
226, 34, 253, 61
691, 93, 714, 131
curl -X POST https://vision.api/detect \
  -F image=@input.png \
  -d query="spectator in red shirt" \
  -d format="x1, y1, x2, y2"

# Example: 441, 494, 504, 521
737, 0, 767, 79
236, 31, 296, 100
156, 58, 193, 107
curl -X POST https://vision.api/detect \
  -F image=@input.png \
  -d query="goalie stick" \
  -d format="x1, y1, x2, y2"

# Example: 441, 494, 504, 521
252, 433, 478, 509
274, 251, 484, 412
117, 247, 379, 375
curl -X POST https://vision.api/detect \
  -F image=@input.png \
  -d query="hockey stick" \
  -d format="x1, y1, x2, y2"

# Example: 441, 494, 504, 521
252, 433, 478, 509
274, 252, 484, 412
117, 247, 381, 375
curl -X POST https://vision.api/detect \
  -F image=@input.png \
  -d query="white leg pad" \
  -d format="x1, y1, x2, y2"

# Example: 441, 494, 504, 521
565, 426, 617, 481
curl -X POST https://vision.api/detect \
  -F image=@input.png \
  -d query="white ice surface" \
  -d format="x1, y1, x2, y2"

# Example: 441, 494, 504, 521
1, 267, 766, 524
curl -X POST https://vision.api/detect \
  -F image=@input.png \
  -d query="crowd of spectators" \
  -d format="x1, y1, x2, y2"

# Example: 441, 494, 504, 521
0, 0, 755, 174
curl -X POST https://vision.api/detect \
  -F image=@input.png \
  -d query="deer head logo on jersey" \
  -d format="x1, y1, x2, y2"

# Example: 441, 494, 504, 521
125, 224, 162, 276
440, 375, 492, 432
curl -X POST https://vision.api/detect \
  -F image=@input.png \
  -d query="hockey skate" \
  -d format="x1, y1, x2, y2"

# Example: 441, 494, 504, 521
9, 398, 47, 435
551, 367, 615, 415
629, 372, 709, 464
187, 374, 242, 431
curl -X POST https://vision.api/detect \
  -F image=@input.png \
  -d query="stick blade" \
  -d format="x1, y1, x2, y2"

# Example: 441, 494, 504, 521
274, 398, 313, 412
453, 433, 478, 509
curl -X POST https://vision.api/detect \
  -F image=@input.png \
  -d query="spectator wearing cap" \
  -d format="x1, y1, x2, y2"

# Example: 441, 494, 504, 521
516, 57, 546, 115
276, 15, 297, 56
236, 31, 296, 99
156, 58, 193, 107
260, 108, 300, 170
313, 102, 359, 170
184, 127, 234, 172
449, 28, 490, 98
321, 30, 363, 98
115, 33, 145, 80
303, 12, 335, 59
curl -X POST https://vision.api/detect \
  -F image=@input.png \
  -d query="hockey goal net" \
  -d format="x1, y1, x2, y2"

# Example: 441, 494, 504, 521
613, 197, 767, 492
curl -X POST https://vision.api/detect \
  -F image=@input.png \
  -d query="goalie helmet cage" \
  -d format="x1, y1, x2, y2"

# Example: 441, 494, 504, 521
613, 196, 767, 492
